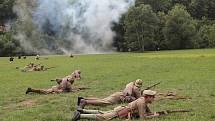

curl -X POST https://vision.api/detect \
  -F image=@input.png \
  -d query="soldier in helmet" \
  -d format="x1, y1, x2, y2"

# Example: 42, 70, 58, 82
72, 90, 159, 121
71, 70, 81, 80
25, 76, 77, 94
9, 56, 14, 62
52, 70, 82, 84
77, 79, 143, 108
35, 55, 40, 60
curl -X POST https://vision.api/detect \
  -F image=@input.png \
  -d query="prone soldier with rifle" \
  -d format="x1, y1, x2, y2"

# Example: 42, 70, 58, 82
50, 70, 82, 84
77, 79, 143, 108
72, 90, 192, 121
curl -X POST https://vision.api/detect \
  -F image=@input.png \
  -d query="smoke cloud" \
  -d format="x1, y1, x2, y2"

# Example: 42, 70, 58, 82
13, 0, 135, 54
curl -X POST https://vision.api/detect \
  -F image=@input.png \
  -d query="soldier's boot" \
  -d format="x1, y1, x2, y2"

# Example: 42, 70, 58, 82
77, 97, 86, 108
25, 88, 32, 94
77, 97, 84, 105
72, 111, 80, 121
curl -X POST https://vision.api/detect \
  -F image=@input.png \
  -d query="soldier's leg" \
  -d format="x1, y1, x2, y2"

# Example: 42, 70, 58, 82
72, 111, 117, 121
78, 92, 122, 108
79, 98, 112, 108
79, 109, 103, 114
26, 88, 53, 94
80, 114, 97, 119
51, 86, 63, 94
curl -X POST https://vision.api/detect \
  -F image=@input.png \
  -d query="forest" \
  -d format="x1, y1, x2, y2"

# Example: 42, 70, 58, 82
0, 0, 215, 56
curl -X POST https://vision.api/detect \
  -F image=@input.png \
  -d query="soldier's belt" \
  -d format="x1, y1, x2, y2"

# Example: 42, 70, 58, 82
116, 107, 131, 119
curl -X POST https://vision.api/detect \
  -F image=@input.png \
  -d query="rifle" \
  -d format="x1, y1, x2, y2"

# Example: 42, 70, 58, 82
45, 66, 56, 70
78, 87, 91, 90
157, 109, 192, 115
143, 82, 161, 91
50, 78, 62, 84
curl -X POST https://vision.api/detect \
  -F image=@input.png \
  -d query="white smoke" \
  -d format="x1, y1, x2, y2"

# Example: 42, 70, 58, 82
14, 0, 135, 54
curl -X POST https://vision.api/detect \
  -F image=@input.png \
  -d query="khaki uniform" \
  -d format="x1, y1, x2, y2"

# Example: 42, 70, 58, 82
83, 82, 141, 106
123, 82, 142, 99
79, 97, 149, 120
71, 70, 81, 80
27, 77, 74, 94
84, 92, 124, 105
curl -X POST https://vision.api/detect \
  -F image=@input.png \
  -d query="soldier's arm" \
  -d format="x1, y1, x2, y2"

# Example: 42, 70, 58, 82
123, 83, 133, 96
145, 112, 160, 119
133, 88, 142, 98
136, 100, 147, 118
146, 105, 151, 113
56, 79, 62, 85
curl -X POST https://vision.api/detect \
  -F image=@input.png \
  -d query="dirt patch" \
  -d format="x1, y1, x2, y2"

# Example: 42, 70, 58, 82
2, 99, 37, 111
19, 99, 36, 107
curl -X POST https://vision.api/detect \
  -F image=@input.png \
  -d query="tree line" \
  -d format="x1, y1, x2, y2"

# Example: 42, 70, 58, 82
1, 0, 215, 56
113, 0, 215, 52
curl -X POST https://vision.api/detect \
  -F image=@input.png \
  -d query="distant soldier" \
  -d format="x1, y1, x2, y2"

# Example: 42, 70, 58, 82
70, 54, 74, 58
27, 65, 54, 72
18, 56, 21, 59
72, 70, 81, 80
51, 70, 82, 83
25, 76, 77, 94
28, 65, 39, 71
77, 79, 143, 108
35, 55, 40, 60
9, 57, 14, 62
25, 62, 34, 68
21, 63, 36, 72
72, 90, 158, 121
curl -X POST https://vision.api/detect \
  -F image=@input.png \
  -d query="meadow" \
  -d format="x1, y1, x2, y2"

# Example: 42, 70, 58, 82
0, 49, 215, 121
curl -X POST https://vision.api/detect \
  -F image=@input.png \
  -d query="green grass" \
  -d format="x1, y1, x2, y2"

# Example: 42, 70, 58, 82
1, 49, 215, 121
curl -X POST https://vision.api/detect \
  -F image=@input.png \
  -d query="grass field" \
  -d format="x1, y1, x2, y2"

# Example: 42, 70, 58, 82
1, 49, 215, 121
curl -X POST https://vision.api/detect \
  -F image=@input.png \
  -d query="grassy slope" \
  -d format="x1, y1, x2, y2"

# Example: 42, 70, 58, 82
0, 49, 215, 121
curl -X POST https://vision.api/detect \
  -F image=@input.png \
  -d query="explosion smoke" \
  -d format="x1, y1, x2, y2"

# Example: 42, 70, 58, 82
13, 0, 135, 54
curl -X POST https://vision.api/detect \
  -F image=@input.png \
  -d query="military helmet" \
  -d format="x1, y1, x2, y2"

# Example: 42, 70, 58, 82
134, 79, 143, 88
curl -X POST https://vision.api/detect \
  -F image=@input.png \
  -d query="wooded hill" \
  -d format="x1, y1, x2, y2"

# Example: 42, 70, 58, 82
0, 0, 215, 56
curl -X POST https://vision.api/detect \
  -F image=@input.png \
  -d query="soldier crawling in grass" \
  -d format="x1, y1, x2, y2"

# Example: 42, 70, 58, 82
77, 79, 143, 108
73, 90, 192, 121
25, 70, 82, 94
25, 75, 78, 94
72, 90, 159, 121
51, 70, 81, 84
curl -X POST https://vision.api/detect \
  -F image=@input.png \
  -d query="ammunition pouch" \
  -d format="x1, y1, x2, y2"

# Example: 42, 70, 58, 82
116, 107, 131, 119
121, 96, 136, 103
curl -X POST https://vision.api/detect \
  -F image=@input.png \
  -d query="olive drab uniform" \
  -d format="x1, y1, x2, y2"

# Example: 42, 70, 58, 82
79, 80, 143, 107
74, 97, 150, 120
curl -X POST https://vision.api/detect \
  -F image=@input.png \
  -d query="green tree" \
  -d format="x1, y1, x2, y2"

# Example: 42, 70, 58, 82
163, 4, 197, 49
123, 4, 159, 52
112, 15, 127, 52
199, 24, 215, 48
0, 32, 22, 56
154, 12, 168, 50
135, 0, 172, 13
189, 0, 215, 20
0, 0, 16, 23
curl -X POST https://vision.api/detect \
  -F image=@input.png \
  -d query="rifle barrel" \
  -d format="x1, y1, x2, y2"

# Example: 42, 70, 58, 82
167, 109, 192, 113
143, 82, 161, 90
